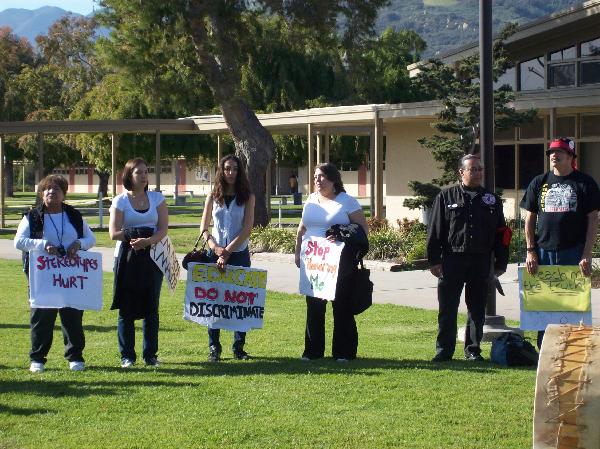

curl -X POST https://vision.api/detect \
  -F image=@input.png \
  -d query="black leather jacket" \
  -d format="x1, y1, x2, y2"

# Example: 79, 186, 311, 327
426, 183, 509, 271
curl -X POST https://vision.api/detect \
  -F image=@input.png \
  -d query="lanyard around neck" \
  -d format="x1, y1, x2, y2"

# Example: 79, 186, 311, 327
46, 207, 64, 248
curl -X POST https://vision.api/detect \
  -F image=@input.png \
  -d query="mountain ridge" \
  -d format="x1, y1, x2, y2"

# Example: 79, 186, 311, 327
0, 1, 588, 56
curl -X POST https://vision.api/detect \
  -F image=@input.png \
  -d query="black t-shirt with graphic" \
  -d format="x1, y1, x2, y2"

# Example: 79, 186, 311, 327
520, 170, 600, 250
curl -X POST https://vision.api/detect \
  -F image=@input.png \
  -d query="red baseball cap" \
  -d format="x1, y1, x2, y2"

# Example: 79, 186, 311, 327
546, 137, 576, 157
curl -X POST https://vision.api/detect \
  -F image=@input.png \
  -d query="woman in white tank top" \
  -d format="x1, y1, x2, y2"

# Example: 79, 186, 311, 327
199, 154, 255, 362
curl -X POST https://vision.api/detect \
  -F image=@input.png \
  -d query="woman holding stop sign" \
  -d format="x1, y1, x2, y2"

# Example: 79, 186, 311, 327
294, 163, 368, 362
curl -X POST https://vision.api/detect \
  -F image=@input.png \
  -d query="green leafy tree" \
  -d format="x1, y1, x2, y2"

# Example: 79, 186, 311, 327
349, 27, 427, 104
98, 0, 389, 225
0, 27, 35, 195
70, 73, 216, 195
404, 24, 537, 210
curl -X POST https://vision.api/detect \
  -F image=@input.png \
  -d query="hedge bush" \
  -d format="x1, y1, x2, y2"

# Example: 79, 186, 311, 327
250, 219, 540, 267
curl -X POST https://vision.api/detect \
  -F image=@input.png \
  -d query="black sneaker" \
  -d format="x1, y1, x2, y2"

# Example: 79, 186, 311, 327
233, 350, 251, 360
208, 345, 221, 362
145, 357, 160, 367
431, 353, 452, 362
465, 353, 484, 362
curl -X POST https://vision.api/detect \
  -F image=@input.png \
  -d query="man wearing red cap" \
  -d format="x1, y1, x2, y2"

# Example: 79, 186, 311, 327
520, 137, 600, 348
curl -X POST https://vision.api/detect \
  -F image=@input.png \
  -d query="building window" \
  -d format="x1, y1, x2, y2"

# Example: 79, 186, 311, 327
519, 117, 544, 139
494, 145, 515, 189
147, 161, 172, 174
581, 37, 600, 57
579, 142, 600, 182
548, 63, 576, 88
550, 46, 576, 61
495, 126, 515, 141
519, 57, 544, 90
581, 61, 600, 85
519, 144, 544, 189
581, 114, 600, 137
556, 116, 576, 138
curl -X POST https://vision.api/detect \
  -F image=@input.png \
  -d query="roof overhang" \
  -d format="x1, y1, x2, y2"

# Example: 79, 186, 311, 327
0, 119, 198, 135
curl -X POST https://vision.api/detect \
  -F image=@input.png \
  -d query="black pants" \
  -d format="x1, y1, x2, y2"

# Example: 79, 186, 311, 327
304, 296, 358, 360
436, 253, 490, 358
30, 307, 85, 364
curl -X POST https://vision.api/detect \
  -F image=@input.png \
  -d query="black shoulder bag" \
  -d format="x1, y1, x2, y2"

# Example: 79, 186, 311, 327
351, 259, 373, 315
182, 232, 211, 270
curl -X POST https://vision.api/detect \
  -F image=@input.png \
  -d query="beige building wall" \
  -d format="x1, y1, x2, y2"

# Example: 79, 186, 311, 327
385, 120, 439, 224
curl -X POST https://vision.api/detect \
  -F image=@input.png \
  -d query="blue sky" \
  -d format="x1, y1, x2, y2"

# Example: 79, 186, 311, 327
0, 0, 96, 15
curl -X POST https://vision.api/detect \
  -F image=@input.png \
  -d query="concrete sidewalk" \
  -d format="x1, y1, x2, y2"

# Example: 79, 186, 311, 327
2, 239, 598, 324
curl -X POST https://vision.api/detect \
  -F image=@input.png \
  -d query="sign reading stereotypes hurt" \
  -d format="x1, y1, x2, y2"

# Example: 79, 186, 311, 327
299, 237, 344, 301
184, 263, 267, 332
151, 235, 180, 293
29, 250, 103, 310
519, 265, 592, 330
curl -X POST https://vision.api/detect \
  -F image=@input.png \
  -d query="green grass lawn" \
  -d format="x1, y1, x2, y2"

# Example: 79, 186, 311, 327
0, 259, 536, 448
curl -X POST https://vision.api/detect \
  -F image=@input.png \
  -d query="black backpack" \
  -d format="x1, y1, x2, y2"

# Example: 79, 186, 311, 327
491, 332, 539, 366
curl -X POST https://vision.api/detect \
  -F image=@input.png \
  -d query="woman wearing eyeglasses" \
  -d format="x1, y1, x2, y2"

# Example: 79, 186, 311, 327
15, 175, 96, 373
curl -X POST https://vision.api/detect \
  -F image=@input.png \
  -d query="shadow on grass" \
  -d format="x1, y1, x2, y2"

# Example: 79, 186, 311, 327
0, 323, 184, 333
0, 323, 29, 330
141, 356, 528, 376
0, 403, 54, 416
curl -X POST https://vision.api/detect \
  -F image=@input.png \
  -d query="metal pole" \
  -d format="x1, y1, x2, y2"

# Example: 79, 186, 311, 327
37, 133, 44, 184
98, 190, 103, 229
155, 130, 161, 191
369, 130, 375, 216
278, 197, 282, 228
111, 133, 117, 196
480, 0, 511, 337
0, 135, 5, 229
307, 124, 313, 194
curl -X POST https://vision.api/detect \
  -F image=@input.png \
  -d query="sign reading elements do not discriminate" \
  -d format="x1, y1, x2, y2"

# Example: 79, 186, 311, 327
299, 237, 344, 301
184, 263, 268, 332
519, 265, 592, 330
29, 250, 103, 310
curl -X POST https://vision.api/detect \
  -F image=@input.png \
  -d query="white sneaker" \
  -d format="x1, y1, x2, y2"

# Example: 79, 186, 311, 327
121, 358, 134, 368
30, 362, 45, 373
335, 358, 349, 363
69, 361, 85, 371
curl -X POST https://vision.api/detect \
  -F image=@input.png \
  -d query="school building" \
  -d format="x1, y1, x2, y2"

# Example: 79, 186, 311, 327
0, 0, 599, 225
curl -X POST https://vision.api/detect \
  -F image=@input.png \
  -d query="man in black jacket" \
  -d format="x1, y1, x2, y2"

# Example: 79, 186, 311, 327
427, 154, 510, 362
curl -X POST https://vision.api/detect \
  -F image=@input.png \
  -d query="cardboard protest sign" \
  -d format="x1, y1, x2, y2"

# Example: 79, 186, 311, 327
518, 266, 592, 331
151, 235, 180, 293
29, 250, 103, 310
521, 265, 591, 312
298, 237, 344, 301
184, 263, 267, 332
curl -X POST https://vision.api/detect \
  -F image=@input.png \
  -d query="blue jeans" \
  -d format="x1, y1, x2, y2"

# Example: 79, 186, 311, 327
536, 244, 584, 348
206, 248, 251, 352
117, 264, 163, 363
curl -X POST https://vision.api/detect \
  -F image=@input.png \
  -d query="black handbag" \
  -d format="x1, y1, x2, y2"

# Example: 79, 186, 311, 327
182, 233, 211, 270
351, 259, 373, 315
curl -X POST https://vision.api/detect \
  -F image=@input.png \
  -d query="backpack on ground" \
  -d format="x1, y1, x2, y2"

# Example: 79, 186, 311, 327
491, 332, 538, 366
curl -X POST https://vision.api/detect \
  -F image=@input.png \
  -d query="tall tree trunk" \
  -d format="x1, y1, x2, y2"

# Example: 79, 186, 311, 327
96, 170, 109, 197
187, 12, 275, 226
221, 98, 274, 226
